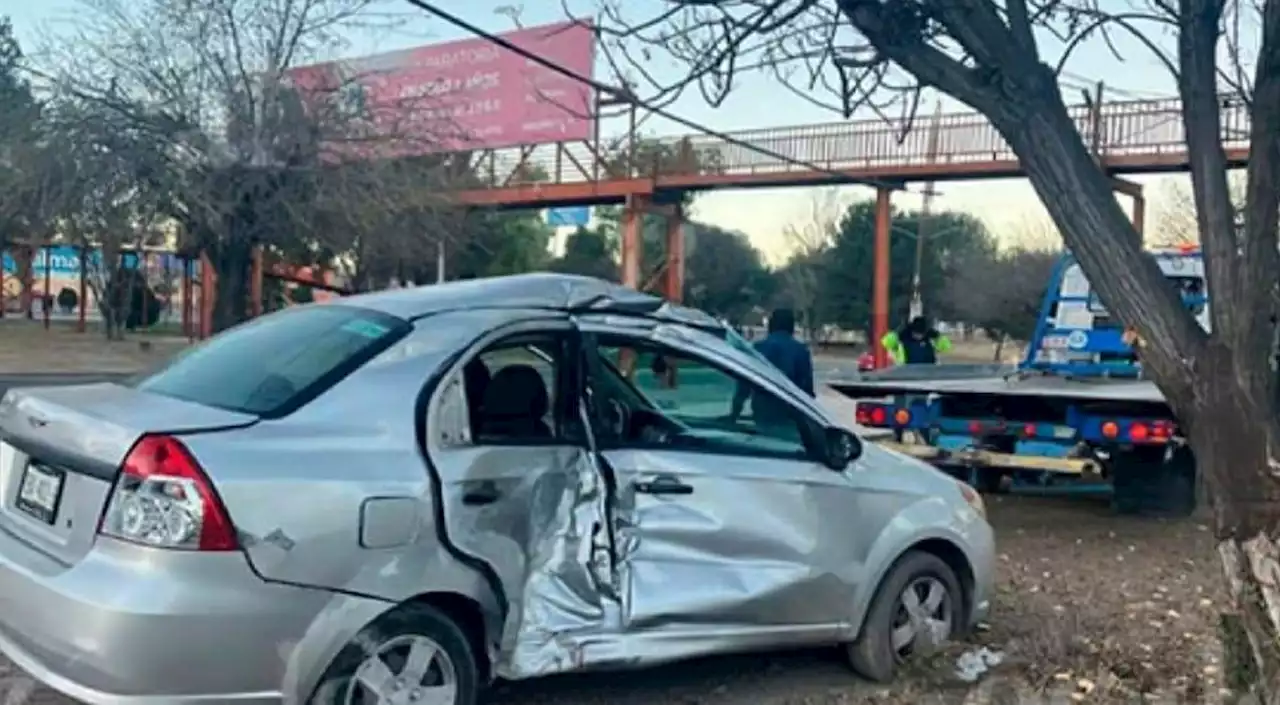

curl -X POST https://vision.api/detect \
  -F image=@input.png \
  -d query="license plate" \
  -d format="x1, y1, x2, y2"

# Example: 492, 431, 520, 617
17, 462, 65, 525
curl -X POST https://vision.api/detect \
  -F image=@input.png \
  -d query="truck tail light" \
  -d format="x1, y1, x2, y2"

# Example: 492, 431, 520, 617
856, 403, 890, 427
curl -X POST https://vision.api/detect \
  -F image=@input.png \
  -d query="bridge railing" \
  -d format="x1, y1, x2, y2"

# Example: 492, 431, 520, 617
470, 96, 1250, 188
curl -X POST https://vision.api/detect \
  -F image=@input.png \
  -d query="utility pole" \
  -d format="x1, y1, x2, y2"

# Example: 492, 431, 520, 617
909, 100, 943, 320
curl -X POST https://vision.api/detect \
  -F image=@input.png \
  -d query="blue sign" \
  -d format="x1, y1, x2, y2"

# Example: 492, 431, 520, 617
546, 207, 590, 227
2, 247, 187, 276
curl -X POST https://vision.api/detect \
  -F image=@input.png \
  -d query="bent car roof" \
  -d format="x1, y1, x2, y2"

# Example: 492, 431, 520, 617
331, 272, 724, 330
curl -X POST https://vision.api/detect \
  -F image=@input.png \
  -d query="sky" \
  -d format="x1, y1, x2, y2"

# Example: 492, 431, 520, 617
7, 0, 1212, 264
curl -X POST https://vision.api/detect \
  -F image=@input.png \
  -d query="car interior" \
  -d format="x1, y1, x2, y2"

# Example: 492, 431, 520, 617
463, 339, 562, 444
459, 335, 816, 461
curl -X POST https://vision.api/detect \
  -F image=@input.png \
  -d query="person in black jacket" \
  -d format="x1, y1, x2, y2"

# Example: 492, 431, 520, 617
730, 309, 814, 426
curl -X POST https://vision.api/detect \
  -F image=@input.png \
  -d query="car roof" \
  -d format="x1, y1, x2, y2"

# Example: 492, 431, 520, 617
331, 272, 726, 332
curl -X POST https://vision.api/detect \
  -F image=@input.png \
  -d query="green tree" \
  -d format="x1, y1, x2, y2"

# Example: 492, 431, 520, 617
822, 199, 996, 336
683, 223, 775, 323
550, 225, 618, 281
549, 208, 776, 323
446, 211, 553, 280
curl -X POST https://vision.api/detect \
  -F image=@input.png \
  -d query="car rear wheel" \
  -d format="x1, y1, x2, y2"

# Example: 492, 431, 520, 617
310, 604, 479, 705
844, 551, 962, 683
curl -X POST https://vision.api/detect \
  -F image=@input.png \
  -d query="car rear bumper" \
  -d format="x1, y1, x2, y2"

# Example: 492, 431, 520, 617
0, 530, 330, 704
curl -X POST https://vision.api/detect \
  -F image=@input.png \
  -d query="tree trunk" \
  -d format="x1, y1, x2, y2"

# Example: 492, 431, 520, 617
1173, 341, 1280, 698
210, 238, 253, 334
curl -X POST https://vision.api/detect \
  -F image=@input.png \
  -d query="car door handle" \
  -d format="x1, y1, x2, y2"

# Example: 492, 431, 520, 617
633, 475, 694, 496
462, 481, 502, 506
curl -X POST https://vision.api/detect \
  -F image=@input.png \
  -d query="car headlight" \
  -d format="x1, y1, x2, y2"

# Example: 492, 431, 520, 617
957, 481, 987, 518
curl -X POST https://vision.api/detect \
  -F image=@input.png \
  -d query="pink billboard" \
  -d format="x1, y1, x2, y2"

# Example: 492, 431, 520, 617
286, 20, 596, 156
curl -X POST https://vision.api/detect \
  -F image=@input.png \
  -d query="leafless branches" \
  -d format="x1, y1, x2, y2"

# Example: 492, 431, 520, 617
15, 0, 496, 330
944, 219, 1060, 343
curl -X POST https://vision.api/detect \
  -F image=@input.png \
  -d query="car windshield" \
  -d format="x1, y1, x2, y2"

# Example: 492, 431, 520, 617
133, 304, 410, 417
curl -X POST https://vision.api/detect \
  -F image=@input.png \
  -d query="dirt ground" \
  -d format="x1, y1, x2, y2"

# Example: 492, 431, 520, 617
0, 322, 187, 373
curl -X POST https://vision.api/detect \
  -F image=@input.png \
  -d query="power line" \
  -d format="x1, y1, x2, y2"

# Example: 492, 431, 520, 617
399, 0, 909, 193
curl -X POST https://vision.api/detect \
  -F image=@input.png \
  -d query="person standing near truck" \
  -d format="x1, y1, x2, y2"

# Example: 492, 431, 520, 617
881, 316, 952, 365
750, 309, 815, 395
729, 308, 815, 428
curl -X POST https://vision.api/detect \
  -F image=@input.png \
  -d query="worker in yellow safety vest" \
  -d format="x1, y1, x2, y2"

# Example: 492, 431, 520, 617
881, 316, 953, 365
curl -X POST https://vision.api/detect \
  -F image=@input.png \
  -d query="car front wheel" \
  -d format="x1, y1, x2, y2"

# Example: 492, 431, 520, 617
309, 603, 479, 705
844, 551, 963, 683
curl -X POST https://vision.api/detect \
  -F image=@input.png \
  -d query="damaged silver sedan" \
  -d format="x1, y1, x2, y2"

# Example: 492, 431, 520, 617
0, 273, 994, 705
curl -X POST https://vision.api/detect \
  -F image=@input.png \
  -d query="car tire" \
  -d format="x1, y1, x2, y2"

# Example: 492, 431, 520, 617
308, 603, 480, 705
844, 551, 963, 683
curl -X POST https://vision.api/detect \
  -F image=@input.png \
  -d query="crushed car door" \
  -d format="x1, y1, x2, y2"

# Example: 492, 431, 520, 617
577, 323, 861, 663
424, 316, 619, 680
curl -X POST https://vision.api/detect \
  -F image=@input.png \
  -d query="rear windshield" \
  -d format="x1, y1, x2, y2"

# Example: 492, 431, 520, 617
134, 305, 410, 417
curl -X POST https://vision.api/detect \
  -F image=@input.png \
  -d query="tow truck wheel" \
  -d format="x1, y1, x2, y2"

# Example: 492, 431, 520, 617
971, 468, 1007, 495
1110, 445, 1196, 517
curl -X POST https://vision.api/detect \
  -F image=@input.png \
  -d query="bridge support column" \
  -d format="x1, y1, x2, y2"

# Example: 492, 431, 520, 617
872, 188, 892, 369
664, 204, 684, 303
1131, 193, 1146, 238
1112, 177, 1145, 239
621, 194, 647, 289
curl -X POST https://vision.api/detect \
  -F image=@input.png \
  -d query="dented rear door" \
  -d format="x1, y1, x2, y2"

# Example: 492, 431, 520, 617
423, 316, 619, 680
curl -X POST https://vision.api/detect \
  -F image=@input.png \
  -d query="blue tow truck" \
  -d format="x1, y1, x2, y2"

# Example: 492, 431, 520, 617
830, 247, 1206, 516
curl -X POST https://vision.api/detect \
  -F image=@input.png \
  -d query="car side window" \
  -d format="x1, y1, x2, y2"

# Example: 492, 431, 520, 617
592, 337, 815, 461
461, 336, 565, 444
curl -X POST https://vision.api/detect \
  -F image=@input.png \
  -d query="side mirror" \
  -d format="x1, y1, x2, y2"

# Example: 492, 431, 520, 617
823, 427, 863, 470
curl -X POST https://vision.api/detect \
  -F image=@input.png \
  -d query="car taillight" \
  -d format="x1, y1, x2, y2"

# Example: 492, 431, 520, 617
98, 435, 238, 551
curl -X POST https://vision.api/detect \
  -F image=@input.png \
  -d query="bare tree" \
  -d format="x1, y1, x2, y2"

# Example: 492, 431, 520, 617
33, 0, 469, 331
35, 100, 172, 338
595, 0, 1280, 692
778, 188, 843, 340
1150, 174, 1248, 247
946, 221, 1060, 359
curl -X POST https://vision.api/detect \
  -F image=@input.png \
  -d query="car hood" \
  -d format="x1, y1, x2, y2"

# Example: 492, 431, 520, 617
857, 441, 963, 494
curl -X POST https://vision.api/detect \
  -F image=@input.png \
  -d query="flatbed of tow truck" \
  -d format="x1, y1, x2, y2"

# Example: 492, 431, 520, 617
830, 369, 1165, 403
828, 249, 1204, 516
